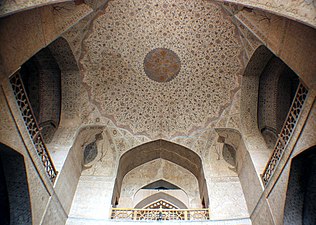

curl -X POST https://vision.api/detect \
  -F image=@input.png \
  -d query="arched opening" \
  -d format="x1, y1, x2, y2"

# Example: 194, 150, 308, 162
48, 37, 81, 122
283, 146, 316, 225
20, 47, 61, 144
257, 56, 299, 148
241, 45, 304, 177
135, 180, 188, 208
135, 192, 188, 209
242, 44, 301, 148
130, 175, 192, 209
241, 45, 274, 152
240, 45, 273, 134
0, 143, 32, 225
142, 180, 181, 190
112, 139, 209, 208
117, 158, 200, 208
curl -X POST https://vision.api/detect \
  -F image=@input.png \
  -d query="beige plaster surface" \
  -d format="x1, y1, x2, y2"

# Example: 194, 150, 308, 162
0, 2, 92, 78
40, 194, 68, 225
235, 9, 316, 89
238, 142, 263, 215
68, 176, 115, 219
207, 176, 249, 220
250, 197, 274, 225
54, 141, 83, 214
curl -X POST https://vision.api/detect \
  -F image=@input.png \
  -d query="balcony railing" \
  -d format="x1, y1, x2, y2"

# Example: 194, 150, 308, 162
10, 72, 58, 183
111, 208, 210, 221
262, 82, 308, 186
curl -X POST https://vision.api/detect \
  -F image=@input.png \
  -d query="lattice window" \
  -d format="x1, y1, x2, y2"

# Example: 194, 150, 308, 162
262, 82, 308, 186
111, 208, 210, 221
10, 72, 58, 183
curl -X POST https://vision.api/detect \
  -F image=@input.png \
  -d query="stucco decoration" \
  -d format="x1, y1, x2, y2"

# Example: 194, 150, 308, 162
223, 144, 236, 167
144, 48, 181, 83
80, 0, 242, 138
83, 141, 98, 165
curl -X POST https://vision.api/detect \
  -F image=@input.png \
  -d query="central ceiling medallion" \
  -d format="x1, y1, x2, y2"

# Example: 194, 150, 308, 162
144, 48, 181, 82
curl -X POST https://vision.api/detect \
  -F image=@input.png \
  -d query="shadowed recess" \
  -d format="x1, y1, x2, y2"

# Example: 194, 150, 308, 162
135, 192, 188, 209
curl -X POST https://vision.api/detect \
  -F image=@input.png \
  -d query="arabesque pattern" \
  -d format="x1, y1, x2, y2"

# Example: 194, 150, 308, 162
81, 0, 242, 138
111, 208, 210, 221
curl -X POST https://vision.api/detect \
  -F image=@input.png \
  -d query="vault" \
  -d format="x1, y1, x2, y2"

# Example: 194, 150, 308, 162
112, 139, 209, 207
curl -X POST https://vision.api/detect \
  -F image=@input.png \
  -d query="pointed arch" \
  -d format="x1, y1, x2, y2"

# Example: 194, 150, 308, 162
48, 37, 82, 124
142, 180, 181, 190
241, 45, 273, 138
135, 192, 188, 209
284, 145, 316, 225
0, 143, 32, 225
112, 139, 209, 208
20, 46, 61, 144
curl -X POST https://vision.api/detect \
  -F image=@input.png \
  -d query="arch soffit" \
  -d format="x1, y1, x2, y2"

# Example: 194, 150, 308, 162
240, 45, 273, 136
48, 37, 79, 72
127, 168, 195, 200
141, 179, 181, 190
47, 37, 81, 129
134, 192, 188, 209
243, 45, 274, 78
117, 140, 204, 185
134, 179, 189, 198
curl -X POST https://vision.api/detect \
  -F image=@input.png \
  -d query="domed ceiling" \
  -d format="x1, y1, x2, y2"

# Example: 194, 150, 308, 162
80, 0, 243, 139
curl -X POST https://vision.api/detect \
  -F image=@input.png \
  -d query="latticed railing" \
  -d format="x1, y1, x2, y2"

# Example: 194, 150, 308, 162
10, 72, 58, 183
111, 208, 210, 221
262, 82, 308, 186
